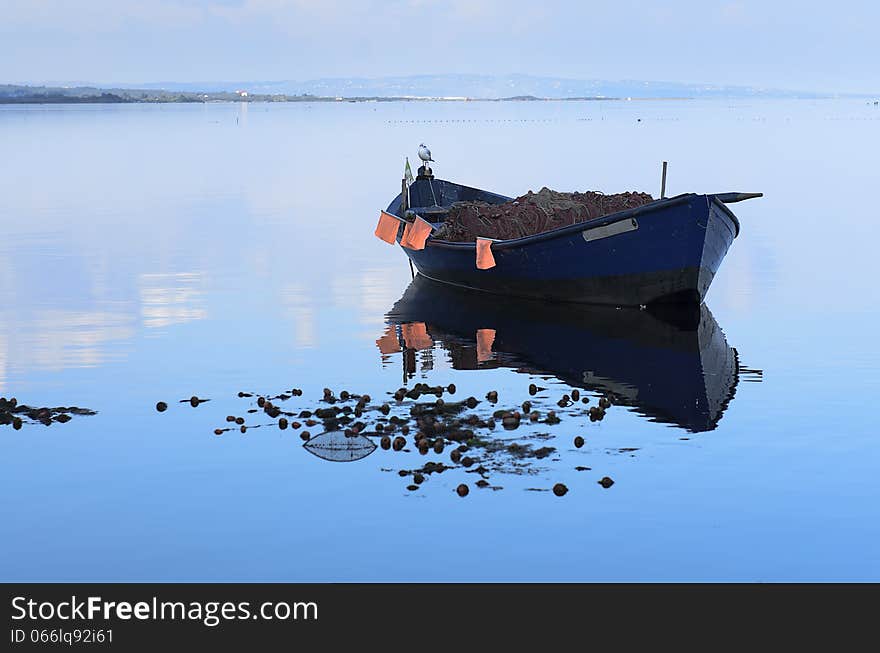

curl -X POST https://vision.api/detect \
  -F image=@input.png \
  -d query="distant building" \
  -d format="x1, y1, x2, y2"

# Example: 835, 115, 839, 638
235, 90, 249, 98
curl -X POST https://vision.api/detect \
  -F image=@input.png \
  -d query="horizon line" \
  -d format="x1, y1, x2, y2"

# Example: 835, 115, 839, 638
4, 74, 877, 98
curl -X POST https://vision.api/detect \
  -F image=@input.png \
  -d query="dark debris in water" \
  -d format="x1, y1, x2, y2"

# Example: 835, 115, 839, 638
158, 383, 629, 497
1, 397, 96, 429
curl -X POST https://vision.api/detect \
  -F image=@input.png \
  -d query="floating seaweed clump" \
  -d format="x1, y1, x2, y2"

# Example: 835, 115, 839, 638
0, 397, 96, 429
161, 383, 628, 497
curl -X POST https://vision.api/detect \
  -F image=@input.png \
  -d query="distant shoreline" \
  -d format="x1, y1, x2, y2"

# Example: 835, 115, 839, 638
0, 92, 668, 105
2, 83, 870, 105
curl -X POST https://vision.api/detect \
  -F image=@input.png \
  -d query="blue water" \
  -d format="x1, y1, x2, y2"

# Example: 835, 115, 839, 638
0, 98, 878, 581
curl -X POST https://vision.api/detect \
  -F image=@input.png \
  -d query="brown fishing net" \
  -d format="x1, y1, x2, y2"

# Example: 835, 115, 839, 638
433, 187, 654, 242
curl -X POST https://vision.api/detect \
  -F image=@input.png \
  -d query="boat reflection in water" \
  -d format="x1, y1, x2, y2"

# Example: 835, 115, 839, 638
379, 276, 754, 433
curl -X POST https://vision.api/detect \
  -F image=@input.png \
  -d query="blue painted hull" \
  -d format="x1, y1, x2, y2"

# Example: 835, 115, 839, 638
386, 180, 741, 305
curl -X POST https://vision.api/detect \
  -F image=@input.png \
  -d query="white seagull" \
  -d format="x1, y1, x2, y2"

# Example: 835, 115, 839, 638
418, 143, 435, 164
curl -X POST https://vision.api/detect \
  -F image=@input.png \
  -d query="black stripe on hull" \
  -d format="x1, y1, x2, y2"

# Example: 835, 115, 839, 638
416, 265, 713, 306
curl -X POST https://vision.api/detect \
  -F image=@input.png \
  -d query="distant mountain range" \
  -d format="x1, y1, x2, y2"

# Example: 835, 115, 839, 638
105, 74, 844, 99
5, 74, 872, 103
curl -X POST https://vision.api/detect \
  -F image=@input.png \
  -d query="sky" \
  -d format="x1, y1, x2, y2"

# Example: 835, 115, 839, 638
1, 0, 878, 93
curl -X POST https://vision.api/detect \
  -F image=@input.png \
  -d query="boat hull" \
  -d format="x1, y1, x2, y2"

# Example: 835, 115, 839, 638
387, 186, 739, 306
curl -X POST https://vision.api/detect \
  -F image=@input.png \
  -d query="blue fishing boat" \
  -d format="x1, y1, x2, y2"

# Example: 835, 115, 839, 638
382, 166, 761, 305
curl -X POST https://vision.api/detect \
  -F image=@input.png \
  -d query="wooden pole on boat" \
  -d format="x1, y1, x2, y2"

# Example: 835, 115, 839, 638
660, 161, 668, 198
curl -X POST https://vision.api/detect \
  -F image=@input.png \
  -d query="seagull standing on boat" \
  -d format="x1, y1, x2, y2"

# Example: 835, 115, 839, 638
418, 144, 434, 165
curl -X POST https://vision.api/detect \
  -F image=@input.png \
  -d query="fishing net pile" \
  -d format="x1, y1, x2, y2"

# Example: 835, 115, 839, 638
433, 187, 654, 242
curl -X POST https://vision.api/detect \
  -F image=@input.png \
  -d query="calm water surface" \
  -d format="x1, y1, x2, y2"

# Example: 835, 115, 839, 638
0, 99, 878, 581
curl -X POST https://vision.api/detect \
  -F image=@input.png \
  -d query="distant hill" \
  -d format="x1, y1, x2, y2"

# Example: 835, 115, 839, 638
4, 74, 866, 104
108, 74, 840, 99
0, 84, 328, 104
